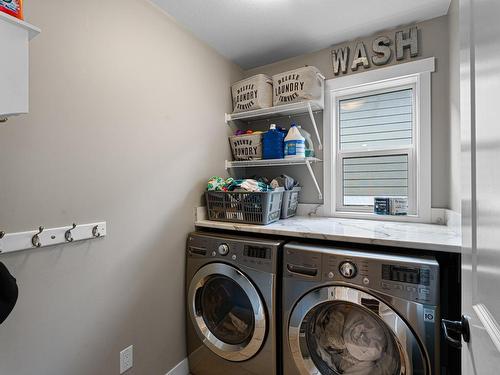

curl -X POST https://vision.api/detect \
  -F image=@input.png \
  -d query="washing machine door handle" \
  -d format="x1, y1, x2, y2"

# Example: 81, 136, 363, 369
442, 315, 471, 349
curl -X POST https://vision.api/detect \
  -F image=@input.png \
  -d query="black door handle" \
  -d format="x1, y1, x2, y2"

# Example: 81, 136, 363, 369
442, 315, 471, 349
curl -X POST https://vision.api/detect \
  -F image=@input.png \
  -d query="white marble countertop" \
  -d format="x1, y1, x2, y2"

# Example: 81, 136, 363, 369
195, 216, 461, 253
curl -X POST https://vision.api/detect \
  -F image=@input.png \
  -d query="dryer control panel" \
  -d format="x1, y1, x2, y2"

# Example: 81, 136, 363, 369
187, 232, 283, 274
284, 242, 439, 305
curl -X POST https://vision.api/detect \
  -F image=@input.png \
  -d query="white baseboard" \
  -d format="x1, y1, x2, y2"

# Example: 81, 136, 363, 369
166, 358, 189, 375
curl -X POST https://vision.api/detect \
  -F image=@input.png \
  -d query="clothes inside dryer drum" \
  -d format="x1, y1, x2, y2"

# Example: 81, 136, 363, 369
200, 275, 255, 345
305, 301, 401, 375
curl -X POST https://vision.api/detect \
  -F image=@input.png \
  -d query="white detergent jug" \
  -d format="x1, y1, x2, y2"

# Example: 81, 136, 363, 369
284, 124, 305, 159
297, 125, 315, 157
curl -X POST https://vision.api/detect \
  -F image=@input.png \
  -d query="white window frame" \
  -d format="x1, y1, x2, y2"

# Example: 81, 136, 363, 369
323, 58, 434, 222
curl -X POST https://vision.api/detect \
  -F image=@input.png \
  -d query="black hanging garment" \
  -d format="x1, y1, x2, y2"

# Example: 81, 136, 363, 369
0, 262, 18, 325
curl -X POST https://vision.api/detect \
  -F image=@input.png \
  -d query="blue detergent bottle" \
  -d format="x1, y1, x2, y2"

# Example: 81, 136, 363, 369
263, 124, 285, 159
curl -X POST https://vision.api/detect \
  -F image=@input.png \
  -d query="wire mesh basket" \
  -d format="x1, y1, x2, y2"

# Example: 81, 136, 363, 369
205, 189, 284, 225
281, 187, 301, 219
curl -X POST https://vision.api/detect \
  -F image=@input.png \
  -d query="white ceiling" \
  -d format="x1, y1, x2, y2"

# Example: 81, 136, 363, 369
152, 0, 451, 69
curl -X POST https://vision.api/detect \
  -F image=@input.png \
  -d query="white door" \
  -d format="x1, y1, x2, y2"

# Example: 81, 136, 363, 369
460, 0, 500, 373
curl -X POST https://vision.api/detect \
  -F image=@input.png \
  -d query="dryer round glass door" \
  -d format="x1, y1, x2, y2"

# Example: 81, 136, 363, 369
188, 263, 267, 362
289, 286, 428, 375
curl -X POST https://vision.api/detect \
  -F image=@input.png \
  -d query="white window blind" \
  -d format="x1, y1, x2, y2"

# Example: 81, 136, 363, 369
343, 154, 409, 206
339, 89, 413, 151
336, 86, 415, 211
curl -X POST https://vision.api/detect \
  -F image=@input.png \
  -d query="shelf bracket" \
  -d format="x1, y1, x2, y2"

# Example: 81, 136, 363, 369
305, 159, 323, 200
307, 102, 323, 150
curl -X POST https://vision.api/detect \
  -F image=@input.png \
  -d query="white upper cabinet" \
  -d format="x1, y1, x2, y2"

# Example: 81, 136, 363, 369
0, 12, 40, 120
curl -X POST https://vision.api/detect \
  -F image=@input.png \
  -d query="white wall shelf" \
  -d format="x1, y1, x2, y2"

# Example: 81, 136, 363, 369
225, 157, 321, 168
225, 100, 324, 150
225, 100, 323, 122
225, 157, 323, 199
0, 12, 40, 40
0, 12, 40, 119
0, 222, 106, 255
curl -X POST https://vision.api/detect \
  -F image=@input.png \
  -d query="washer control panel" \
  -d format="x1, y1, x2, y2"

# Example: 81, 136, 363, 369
284, 242, 439, 305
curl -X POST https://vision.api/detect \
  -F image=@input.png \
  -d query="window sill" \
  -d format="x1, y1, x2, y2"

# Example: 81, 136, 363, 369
331, 210, 426, 223
295, 204, 435, 224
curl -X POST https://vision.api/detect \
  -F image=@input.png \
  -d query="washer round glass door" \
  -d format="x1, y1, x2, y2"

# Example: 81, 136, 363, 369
188, 263, 267, 362
289, 286, 428, 375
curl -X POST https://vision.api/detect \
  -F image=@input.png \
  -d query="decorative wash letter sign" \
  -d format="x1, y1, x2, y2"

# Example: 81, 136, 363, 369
332, 27, 419, 75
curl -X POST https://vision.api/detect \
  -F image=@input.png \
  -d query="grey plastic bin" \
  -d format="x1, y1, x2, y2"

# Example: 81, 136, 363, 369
205, 188, 284, 225
280, 187, 301, 219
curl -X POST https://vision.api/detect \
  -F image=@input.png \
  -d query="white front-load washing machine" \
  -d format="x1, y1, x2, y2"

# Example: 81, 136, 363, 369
186, 232, 283, 375
282, 242, 440, 375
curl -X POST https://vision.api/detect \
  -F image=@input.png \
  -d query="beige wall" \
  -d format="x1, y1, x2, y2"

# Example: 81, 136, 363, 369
0, 1, 242, 374
245, 16, 453, 209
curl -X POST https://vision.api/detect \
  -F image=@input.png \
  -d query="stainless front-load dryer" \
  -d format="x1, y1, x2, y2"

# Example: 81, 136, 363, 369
186, 232, 283, 375
283, 242, 440, 375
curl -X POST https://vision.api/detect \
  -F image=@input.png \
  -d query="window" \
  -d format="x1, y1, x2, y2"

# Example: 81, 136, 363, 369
338, 86, 414, 211
324, 58, 434, 222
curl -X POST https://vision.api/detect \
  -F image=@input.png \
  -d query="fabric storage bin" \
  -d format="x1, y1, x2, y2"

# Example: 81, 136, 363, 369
205, 189, 284, 225
272, 66, 324, 106
229, 133, 262, 160
281, 187, 301, 219
231, 74, 273, 113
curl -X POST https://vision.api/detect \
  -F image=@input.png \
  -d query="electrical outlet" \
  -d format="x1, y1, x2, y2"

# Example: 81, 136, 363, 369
120, 345, 133, 374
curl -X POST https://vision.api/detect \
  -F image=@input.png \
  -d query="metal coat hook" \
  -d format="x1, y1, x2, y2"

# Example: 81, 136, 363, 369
92, 225, 101, 238
32, 226, 44, 248
0, 222, 106, 254
65, 223, 77, 242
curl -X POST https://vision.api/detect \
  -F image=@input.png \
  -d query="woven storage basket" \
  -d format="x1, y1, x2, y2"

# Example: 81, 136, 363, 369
205, 189, 284, 225
272, 66, 324, 106
229, 133, 262, 160
231, 74, 273, 113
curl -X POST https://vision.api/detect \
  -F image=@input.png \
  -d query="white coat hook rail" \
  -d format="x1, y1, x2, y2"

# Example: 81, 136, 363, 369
0, 221, 107, 255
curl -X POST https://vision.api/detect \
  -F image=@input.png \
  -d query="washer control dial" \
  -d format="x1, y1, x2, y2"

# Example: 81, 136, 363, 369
339, 261, 357, 279
218, 243, 230, 256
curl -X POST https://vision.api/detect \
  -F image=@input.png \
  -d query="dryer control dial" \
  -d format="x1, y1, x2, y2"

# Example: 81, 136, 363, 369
339, 261, 357, 279
218, 243, 230, 256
